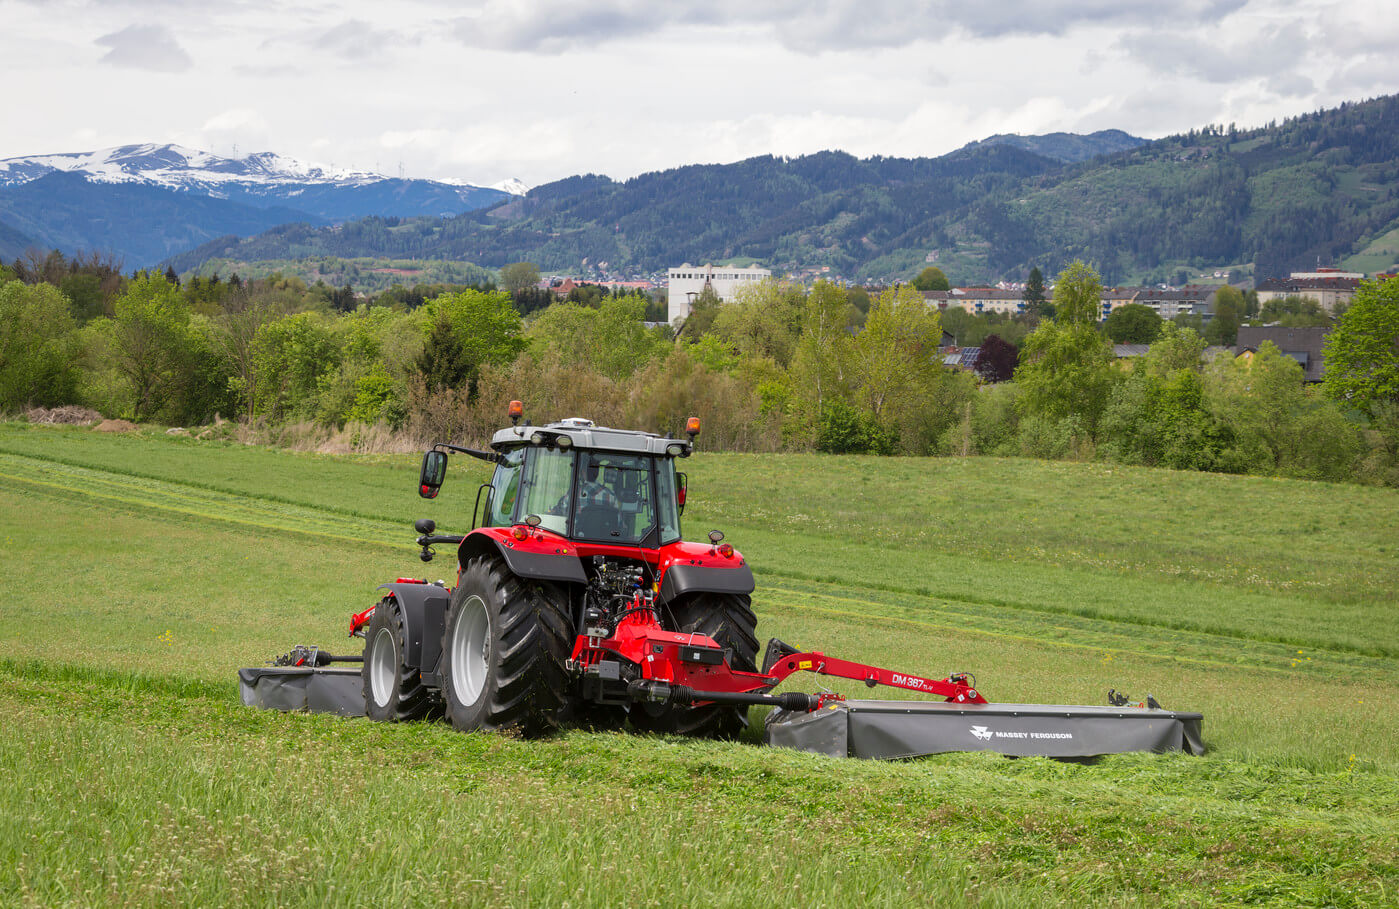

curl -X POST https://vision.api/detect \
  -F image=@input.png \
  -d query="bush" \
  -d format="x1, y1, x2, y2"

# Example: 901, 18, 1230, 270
815, 400, 896, 455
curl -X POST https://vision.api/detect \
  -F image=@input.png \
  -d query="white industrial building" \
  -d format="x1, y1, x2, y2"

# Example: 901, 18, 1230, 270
667, 263, 772, 325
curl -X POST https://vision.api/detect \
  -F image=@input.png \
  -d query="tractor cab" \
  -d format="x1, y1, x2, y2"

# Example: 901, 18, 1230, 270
417, 409, 692, 552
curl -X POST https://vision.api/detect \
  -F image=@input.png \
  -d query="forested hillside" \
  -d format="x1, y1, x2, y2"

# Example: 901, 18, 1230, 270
167, 95, 1399, 284
956, 129, 1146, 163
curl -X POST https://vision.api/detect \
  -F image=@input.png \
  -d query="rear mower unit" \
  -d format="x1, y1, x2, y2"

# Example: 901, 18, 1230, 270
240, 404, 1203, 759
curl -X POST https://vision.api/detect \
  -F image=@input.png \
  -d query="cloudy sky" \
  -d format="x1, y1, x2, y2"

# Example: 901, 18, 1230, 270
4, 0, 1398, 188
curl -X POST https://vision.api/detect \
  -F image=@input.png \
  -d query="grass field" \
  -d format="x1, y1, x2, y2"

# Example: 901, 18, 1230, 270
2, 423, 1397, 906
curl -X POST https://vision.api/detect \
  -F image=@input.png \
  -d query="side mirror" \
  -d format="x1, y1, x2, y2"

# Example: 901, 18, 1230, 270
677, 472, 688, 515
419, 450, 447, 499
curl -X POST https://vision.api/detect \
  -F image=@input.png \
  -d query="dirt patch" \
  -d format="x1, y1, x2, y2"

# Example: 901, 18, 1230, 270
94, 419, 138, 433
25, 406, 104, 425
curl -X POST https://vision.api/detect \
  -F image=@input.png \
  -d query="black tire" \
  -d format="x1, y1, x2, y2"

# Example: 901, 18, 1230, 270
440, 555, 573, 737
632, 592, 759, 739
361, 596, 437, 722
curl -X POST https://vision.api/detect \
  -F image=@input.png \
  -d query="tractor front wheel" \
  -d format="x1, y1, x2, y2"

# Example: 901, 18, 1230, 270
633, 592, 759, 739
440, 555, 573, 737
361, 596, 436, 722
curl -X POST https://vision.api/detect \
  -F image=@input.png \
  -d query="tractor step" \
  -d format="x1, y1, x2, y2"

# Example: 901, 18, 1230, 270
764, 700, 1204, 760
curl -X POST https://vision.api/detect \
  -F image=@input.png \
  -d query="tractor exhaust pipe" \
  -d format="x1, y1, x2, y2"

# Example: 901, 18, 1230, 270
628, 680, 818, 712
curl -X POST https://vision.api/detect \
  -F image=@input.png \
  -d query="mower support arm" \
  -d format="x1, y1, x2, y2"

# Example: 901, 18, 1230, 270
764, 650, 987, 704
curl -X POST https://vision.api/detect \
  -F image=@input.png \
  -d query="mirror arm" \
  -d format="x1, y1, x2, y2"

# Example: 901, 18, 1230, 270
434, 442, 504, 465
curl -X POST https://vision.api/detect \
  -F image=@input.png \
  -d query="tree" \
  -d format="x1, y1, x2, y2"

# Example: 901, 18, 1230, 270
679, 286, 721, 339
499, 262, 541, 297
1323, 278, 1399, 418
1103, 303, 1163, 344
850, 285, 943, 420
1015, 262, 1117, 432
251, 312, 342, 420
1257, 294, 1330, 327
527, 296, 666, 381
1023, 266, 1046, 317
416, 290, 526, 397
1141, 322, 1206, 377
912, 266, 949, 292
712, 280, 804, 367
974, 334, 1018, 382
1206, 285, 1243, 345
789, 280, 853, 429
1051, 260, 1101, 326
1207, 341, 1361, 478
0, 282, 82, 408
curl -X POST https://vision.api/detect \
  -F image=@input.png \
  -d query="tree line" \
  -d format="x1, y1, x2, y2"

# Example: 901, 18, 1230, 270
2, 255, 1396, 487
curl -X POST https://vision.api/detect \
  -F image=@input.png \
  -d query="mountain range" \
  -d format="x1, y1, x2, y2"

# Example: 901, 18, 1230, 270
166, 96, 1399, 285
0, 144, 521, 266
12, 96, 1399, 285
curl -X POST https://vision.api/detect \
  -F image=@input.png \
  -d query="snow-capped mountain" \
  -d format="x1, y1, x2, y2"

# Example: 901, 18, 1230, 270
489, 177, 530, 196
0, 143, 486, 194
0, 143, 515, 266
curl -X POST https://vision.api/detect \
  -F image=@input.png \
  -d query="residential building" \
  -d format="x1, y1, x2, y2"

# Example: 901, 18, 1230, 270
1133, 287, 1214, 319
667, 263, 772, 324
1234, 325, 1331, 382
1255, 269, 1363, 312
943, 287, 1025, 315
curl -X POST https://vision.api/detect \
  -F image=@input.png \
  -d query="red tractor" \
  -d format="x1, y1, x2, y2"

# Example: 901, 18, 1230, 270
244, 403, 1203, 759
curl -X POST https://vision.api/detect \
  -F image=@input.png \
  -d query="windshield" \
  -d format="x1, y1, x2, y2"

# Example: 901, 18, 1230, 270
573, 452, 657, 544
518, 446, 575, 535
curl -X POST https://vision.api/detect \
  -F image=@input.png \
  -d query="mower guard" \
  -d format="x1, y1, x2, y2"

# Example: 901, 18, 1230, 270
765, 699, 1204, 759
238, 667, 366, 717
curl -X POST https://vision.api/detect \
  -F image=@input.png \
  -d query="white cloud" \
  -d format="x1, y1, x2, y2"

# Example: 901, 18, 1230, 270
94, 24, 193, 72
0, 0, 1394, 188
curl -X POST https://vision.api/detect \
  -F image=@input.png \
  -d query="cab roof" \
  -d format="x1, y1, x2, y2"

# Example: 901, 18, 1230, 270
490, 418, 691, 456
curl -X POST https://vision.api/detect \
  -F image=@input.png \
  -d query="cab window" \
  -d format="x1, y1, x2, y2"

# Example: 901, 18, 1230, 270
484, 448, 524, 527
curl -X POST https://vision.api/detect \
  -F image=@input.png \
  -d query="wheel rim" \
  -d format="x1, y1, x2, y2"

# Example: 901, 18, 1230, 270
369, 626, 396, 707
450, 594, 490, 706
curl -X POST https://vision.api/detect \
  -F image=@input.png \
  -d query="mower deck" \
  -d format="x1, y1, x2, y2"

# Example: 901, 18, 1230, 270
238, 666, 1203, 759
238, 666, 365, 718
765, 699, 1205, 759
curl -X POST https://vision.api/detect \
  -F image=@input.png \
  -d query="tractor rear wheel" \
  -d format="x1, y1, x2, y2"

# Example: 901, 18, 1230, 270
633, 592, 759, 739
361, 596, 437, 722
440, 555, 573, 737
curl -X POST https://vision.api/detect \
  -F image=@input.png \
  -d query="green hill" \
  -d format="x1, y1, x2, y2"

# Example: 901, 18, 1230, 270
167, 95, 1399, 284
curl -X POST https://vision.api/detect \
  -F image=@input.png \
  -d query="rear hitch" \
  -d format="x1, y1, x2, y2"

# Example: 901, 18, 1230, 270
270, 645, 364, 668
627, 679, 819, 712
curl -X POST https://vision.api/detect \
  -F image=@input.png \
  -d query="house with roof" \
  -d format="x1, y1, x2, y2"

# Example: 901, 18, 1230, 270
1234, 325, 1331, 382
1255, 269, 1363, 313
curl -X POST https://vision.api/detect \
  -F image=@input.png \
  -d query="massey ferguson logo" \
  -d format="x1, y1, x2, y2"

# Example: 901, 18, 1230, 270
969, 725, 1073, 741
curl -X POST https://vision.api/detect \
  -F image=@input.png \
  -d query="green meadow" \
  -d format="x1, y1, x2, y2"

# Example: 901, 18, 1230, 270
1, 423, 1397, 906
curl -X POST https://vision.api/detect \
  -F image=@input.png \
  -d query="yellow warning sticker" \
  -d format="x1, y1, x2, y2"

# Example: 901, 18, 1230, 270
799, 660, 812, 670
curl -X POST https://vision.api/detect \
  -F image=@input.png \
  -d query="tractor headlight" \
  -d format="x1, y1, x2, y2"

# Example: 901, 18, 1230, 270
556, 435, 573, 449
530, 431, 546, 445
666, 443, 685, 457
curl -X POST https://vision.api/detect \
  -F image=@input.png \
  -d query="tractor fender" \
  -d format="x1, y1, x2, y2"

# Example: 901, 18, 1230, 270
457, 529, 588, 585
658, 562, 756, 602
656, 542, 756, 602
375, 582, 450, 673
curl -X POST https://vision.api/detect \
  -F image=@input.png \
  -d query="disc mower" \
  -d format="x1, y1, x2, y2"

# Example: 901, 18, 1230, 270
241, 404, 1203, 759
